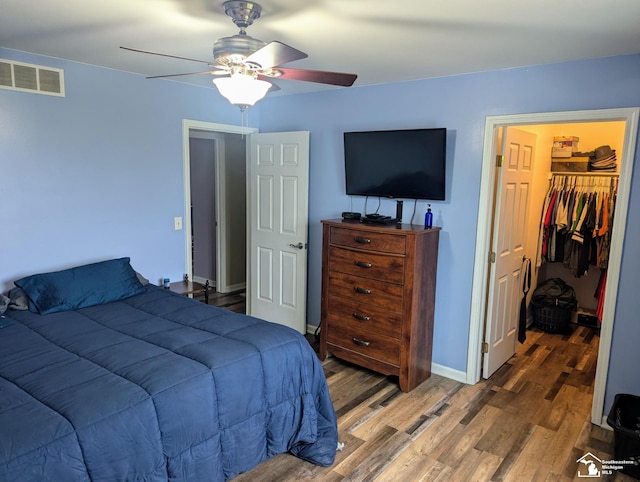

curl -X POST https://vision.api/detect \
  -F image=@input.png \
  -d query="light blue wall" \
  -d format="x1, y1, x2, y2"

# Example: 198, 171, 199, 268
0, 48, 254, 288
2, 47, 639, 415
257, 54, 640, 412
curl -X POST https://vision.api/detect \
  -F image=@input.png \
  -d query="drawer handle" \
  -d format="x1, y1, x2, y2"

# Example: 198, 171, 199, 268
354, 236, 371, 244
355, 261, 372, 268
352, 337, 371, 347
352, 312, 371, 321
354, 287, 371, 295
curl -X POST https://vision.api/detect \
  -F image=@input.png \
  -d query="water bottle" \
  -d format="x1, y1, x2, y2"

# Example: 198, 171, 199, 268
424, 205, 433, 229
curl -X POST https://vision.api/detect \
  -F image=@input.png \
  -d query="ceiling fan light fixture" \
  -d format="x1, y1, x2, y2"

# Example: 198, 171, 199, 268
213, 73, 271, 110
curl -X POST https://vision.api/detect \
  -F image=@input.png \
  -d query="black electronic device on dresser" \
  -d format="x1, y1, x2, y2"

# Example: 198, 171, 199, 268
341, 211, 361, 221
361, 213, 397, 224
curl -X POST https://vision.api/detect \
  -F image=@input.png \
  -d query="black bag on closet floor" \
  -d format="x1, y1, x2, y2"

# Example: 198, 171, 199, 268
531, 278, 577, 333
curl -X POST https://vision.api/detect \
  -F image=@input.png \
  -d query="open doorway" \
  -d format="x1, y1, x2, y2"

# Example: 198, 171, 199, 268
188, 132, 218, 287
468, 108, 639, 426
182, 120, 258, 296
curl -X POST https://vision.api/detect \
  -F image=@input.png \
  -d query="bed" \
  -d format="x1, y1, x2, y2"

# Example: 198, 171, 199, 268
0, 258, 338, 481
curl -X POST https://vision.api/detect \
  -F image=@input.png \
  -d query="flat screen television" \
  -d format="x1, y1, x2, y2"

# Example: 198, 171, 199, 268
344, 128, 446, 200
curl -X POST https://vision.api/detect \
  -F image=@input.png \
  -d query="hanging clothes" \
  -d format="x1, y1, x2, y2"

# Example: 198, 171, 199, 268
536, 181, 556, 268
595, 269, 608, 322
536, 174, 618, 323
537, 174, 617, 278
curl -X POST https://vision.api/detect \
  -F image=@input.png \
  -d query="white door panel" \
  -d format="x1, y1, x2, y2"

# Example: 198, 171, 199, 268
483, 127, 536, 377
248, 131, 309, 334
257, 175, 274, 230
280, 251, 297, 308
257, 247, 273, 302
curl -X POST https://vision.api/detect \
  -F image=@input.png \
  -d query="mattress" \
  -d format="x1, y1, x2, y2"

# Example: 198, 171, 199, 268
0, 285, 338, 481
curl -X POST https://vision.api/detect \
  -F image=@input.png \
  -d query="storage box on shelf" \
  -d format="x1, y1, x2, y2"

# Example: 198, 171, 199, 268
551, 136, 580, 158
551, 156, 590, 172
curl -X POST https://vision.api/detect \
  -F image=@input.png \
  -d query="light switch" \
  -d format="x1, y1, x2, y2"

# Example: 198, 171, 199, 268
174, 217, 183, 230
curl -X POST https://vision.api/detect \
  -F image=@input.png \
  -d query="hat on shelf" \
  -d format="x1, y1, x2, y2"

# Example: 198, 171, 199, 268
590, 145, 617, 171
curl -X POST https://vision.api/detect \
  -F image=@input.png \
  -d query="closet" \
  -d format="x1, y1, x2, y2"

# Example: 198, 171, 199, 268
527, 121, 625, 330
473, 109, 638, 428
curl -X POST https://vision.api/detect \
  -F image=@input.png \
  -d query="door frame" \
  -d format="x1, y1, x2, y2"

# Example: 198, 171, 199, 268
182, 119, 258, 292
467, 108, 639, 426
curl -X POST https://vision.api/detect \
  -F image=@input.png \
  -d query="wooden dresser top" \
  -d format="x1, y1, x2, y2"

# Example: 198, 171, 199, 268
321, 218, 441, 236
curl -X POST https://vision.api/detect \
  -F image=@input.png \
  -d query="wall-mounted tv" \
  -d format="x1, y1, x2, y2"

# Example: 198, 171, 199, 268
344, 128, 446, 200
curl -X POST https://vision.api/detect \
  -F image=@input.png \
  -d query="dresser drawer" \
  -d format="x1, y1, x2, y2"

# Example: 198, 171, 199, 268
327, 271, 403, 312
327, 295, 402, 339
328, 246, 404, 284
330, 226, 406, 254
327, 318, 400, 367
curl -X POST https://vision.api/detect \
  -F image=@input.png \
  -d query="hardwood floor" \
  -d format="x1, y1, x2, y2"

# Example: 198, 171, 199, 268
194, 288, 246, 314
205, 294, 631, 481
231, 324, 635, 482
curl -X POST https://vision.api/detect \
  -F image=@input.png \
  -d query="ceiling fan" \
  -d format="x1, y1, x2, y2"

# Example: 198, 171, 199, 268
121, 0, 358, 110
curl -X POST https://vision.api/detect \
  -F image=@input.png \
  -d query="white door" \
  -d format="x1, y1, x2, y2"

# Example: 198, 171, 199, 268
247, 131, 310, 334
483, 127, 536, 377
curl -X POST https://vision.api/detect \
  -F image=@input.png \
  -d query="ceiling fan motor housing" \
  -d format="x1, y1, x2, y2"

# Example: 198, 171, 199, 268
213, 34, 266, 67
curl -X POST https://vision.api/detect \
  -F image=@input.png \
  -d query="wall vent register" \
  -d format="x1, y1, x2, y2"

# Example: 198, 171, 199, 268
0, 59, 65, 96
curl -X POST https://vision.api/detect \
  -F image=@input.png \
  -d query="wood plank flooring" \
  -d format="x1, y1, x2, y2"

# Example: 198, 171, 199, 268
193, 289, 246, 314
207, 295, 632, 481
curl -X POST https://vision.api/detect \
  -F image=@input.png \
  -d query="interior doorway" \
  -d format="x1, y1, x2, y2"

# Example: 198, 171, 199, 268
182, 121, 312, 333
468, 108, 640, 426
188, 132, 218, 287
182, 120, 258, 296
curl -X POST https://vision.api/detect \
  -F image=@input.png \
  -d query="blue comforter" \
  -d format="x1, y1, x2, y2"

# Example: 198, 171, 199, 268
0, 286, 337, 481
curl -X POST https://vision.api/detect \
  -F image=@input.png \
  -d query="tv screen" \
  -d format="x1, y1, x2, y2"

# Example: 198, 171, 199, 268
344, 128, 446, 200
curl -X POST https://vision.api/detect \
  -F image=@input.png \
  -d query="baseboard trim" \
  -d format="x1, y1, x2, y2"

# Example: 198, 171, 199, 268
192, 276, 214, 287
600, 414, 613, 430
219, 282, 246, 294
431, 363, 467, 384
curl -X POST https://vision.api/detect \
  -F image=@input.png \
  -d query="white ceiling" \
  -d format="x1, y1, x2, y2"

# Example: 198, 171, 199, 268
2, 0, 640, 96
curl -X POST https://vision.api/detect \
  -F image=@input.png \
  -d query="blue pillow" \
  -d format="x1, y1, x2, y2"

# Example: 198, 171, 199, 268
14, 257, 145, 314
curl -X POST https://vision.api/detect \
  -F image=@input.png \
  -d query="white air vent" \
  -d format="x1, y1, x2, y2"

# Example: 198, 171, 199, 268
0, 59, 64, 97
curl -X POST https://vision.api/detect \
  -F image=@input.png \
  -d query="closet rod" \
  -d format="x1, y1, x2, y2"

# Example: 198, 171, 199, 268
549, 172, 619, 179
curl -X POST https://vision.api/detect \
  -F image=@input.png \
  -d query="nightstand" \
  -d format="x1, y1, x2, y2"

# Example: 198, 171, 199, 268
166, 277, 210, 304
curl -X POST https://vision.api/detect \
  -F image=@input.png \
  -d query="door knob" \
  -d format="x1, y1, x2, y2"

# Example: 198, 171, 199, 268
289, 242, 305, 249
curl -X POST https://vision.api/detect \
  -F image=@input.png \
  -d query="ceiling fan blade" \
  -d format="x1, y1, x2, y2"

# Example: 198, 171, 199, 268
120, 46, 212, 65
270, 68, 357, 86
245, 41, 308, 69
146, 70, 222, 79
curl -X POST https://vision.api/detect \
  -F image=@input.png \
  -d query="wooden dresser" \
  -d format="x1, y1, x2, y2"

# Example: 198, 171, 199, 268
319, 219, 440, 392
